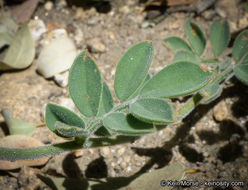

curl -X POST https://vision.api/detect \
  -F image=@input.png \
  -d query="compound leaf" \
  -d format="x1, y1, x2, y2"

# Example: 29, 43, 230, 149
46, 104, 85, 134
103, 113, 154, 134
234, 64, 248, 85
141, 62, 211, 98
69, 51, 102, 117
163, 37, 191, 52
114, 41, 154, 101
130, 98, 173, 124
210, 18, 230, 56
97, 82, 114, 117
233, 30, 248, 63
185, 20, 206, 56
173, 50, 201, 64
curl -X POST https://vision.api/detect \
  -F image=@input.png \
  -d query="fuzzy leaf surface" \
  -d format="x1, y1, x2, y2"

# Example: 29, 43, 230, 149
163, 37, 191, 52
130, 98, 173, 124
173, 50, 201, 64
55, 121, 87, 138
185, 20, 206, 56
69, 51, 102, 117
97, 82, 114, 117
46, 104, 85, 134
210, 19, 230, 56
234, 64, 248, 85
127, 74, 151, 100
103, 113, 154, 134
233, 30, 248, 63
141, 62, 211, 98
114, 41, 154, 101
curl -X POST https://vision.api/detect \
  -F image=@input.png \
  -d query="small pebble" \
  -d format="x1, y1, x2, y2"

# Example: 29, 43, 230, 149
28, 19, 47, 41
73, 150, 83, 157
124, 155, 131, 163
117, 147, 126, 156
44, 1, 53, 11
54, 71, 69, 87
101, 147, 111, 156
213, 100, 229, 121
59, 97, 75, 111
120, 162, 127, 170
87, 38, 106, 53
41, 103, 47, 121
119, 6, 130, 14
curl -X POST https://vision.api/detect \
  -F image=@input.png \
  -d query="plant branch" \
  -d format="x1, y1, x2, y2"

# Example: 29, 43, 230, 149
201, 58, 219, 63
0, 136, 138, 161
175, 93, 203, 121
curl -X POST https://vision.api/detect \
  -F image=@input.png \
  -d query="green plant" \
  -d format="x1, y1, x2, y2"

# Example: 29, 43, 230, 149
0, 19, 248, 161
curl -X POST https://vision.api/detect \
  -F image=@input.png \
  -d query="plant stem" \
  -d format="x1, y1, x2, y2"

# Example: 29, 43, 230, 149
0, 136, 138, 161
0, 141, 82, 161
212, 65, 234, 84
201, 58, 219, 63
175, 93, 203, 121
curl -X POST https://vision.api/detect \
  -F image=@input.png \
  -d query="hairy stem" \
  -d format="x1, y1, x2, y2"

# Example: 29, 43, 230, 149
175, 93, 203, 121
0, 136, 138, 161
212, 64, 234, 84
201, 58, 219, 63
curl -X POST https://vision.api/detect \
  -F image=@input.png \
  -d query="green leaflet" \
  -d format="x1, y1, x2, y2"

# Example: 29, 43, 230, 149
140, 61, 211, 98
185, 20, 206, 56
173, 50, 201, 64
55, 121, 87, 138
234, 64, 248, 85
46, 104, 85, 134
210, 19, 230, 56
233, 30, 248, 63
97, 82, 114, 117
103, 113, 154, 134
114, 41, 154, 101
127, 74, 151, 100
69, 51, 102, 117
163, 37, 191, 52
130, 98, 174, 124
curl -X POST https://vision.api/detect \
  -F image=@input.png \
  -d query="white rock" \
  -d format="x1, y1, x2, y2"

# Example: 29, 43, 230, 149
28, 19, 47, 41
41, 103, 47, 121
59, 97, 75, 111
37, 30, 77, 78
54, 71, 69, 87
87, 38, 106, 53
44, 1, 53, 11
